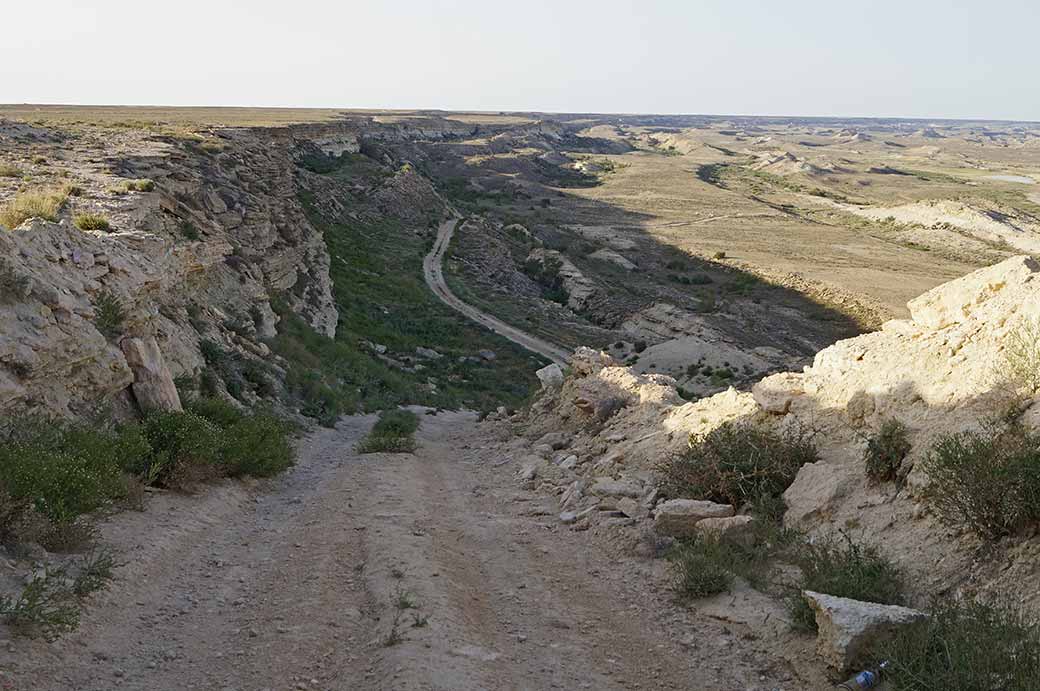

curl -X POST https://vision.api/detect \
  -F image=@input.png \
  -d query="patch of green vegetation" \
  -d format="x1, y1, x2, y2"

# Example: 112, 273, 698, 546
93, 290, 126, 339
659, 421, 818, 507
74, 212, 110, 231
0, 567, 81, 640
921, 421, 1040, 539
863, 419, 911, 483
178, 219, 200, 240
786, 533, 906, 632
123, 179, 155, 192
357, 409, 420, 454
871, 598, 1040, 690
269, 197, 540, 422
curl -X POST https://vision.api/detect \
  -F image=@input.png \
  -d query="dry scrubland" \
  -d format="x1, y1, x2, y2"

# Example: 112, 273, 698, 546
2, 105, 1040, 689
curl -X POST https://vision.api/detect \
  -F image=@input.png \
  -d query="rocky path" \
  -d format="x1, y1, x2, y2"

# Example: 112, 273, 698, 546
4, 412, 819, 690
423, 219, 571, 366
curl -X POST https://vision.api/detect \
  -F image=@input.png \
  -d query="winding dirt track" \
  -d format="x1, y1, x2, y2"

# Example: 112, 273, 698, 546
4, 412, 817, 690
423, 219, 571, 366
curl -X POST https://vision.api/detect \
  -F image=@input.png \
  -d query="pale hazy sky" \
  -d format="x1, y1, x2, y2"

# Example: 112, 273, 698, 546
4, 0, 1037, 120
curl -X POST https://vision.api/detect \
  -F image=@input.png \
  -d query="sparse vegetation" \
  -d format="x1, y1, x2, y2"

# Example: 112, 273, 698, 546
0, 186, 69, 228
93, 290, 126, 338
0, 567, 81, 640
124, 178, 155, 192
921, 422, 1040, 539
74, 212, 111, 231
357, 409, 420, 454
178, 219, 200, 240
786, 532, 906, 632
994, 317, 1040, 397
660, 421, 818, 507
668, 536, 733, 599
0, 163, 23, 177
863, 419, 911, 483
870, 598, 1040, 690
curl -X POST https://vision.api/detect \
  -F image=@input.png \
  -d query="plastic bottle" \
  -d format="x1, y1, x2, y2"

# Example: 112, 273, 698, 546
836, 661, 889, 689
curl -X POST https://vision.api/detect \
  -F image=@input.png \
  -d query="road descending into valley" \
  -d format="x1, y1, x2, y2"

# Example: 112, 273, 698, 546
4, 412, 814, 690
423, 218, 571, 366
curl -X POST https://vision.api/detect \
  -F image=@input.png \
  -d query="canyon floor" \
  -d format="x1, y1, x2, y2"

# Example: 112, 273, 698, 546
2, 412, 826, 691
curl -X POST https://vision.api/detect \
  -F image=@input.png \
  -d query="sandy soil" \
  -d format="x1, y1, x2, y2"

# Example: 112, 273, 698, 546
2, 411, 826, 691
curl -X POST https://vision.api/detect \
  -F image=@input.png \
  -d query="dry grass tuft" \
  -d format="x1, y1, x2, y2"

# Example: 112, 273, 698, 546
0, 187, 70, 228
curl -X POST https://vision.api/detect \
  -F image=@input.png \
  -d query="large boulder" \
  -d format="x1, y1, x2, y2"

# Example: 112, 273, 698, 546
803, 591, 927, 671
653, 499, 734, 538
121, 336, 182, 413
535, 363, 564, 391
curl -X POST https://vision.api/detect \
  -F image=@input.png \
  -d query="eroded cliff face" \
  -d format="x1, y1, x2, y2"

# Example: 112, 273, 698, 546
0, 121, 363, 416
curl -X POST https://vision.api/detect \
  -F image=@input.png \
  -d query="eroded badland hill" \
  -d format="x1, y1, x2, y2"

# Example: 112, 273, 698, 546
2, 106, 1040, 689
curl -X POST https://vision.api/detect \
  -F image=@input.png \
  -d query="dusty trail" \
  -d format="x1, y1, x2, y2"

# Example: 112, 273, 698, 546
4, 411, 816, 691
423, 219, 571, 366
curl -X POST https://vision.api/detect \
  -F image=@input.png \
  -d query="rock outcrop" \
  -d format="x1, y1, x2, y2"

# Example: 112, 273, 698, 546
514, 256, 1040, 615
803, 591, 927, 671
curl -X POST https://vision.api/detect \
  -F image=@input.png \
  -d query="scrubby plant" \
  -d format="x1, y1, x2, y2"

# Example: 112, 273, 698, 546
220, 411, 295, 477
0, 567, 80, 640
660, 421, 817, 507
921, 423, 1040, 539
357, 409, 420, 454
72, 549, 118, 596
73, 212, 111, 231
0, 163, 23, 177
870, 598, 1040, 690
139, 411, 223, 488
668, 536, 736, 600
0, 186, 69, 228
178, 219, 200, 240
863, 418, 911, 483
786, 533, 906, 632
994, 316, 1040, 397
124, 179, 155, 192
93, 290, 126, 338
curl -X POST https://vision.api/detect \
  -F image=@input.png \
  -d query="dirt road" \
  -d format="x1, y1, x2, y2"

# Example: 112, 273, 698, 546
4, 412, 816, 690
424, 219, 571, 366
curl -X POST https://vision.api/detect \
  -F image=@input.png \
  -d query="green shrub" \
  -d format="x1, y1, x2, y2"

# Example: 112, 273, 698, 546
357, 409, 419, 454
221, 412, 295, 477
72, 549, 118, 596
73, 212, 110, 231
140, 411, 223, 488
668, 538, 733, 600
93, 290, 126, 338
921, 423, 1040, 539
871, 598, 1040, 690
371, 409, 419, 438
0, 186, 69, 228
786, 533, 905, 632
863, 419, 911, 483
660, 421, 817, 506
188, 397, 245, 428
0, 567, 80, 640
0, 420, 141, 526
178, 219, 200, 240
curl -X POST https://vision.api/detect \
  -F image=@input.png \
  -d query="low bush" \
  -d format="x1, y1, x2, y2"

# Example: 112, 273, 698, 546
0, 567, 80, 640
221, 411, 295, 477
357, 409, 419, 454
921, 423, 1040, 539
73, 212, 110, 231
668, 537, 733, 599
124, 179, 155, 192
994, 317, 1040, 397
0, 186, 69, 228
863, 419, 911, 483
93, 290, 126, 338
0, 163, 23, 177
873, 598, 1040, 690
139, 411, 223, 488
786, 533, 905, 632
660, 421, 817, 507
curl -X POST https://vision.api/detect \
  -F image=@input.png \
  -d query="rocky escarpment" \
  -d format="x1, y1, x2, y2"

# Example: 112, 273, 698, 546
504, 255, 1040, 615
0, 121, 371, 417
